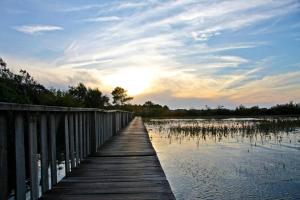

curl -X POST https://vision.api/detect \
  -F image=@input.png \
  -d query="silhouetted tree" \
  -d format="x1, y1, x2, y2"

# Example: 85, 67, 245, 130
143, 101, 155, 107
69, 83, 87, 103
111, 86, 133, 105
85, 88, 109, 108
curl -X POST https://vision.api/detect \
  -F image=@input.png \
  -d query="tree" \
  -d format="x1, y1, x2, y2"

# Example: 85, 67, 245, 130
111, 87, 133, 105
85, 88, 109, 108
0, 58, 54, 104
68, 83, 87, 102
143, 101, 155, 107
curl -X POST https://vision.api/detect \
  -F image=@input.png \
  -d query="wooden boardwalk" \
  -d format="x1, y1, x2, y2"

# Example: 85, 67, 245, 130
42, 117, 175, 200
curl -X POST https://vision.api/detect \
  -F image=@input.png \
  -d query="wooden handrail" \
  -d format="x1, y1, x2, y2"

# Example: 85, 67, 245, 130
0, 102, 134, 200
0, 102, 132, 113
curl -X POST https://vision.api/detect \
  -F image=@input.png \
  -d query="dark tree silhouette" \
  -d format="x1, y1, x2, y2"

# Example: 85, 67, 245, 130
69, 83, 87, 103
68, 83, 110, 108
0, 59, 109, 108
85, 88, 109, 108
111, 86, 133, 105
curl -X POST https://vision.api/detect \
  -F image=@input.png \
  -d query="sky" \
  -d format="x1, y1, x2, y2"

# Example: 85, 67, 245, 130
1, 0, 300, 109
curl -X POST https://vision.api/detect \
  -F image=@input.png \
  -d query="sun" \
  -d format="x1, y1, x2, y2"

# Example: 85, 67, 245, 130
103, 67, 156, 96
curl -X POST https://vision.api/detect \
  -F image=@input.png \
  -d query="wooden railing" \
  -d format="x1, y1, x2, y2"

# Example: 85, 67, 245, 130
0, 102, 133, 200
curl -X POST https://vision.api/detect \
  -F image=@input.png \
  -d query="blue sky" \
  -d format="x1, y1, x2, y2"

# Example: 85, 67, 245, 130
1, 0, 300, 108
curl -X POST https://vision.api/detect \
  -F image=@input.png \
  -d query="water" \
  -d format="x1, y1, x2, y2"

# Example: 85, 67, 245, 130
145, 118, 300, 200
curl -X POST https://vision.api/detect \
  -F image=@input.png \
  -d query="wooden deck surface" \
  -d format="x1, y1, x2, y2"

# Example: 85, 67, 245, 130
42, 117, 175, 200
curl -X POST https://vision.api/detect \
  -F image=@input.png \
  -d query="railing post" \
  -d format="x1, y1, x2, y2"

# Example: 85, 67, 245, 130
79, 113, 83, 161
15, 113, 26, 200
109, 113, 111, 138
97, 113, 100, 151
86, 112, 91, 156
69, 113, 75, 169
50, 114, 57, 186
0, 114, 8, 200
75, 113, 80, 166
40, 113, 49, 194
28, 114, 39, 200
112, 112, 116, 135
64, 114, 70, 174
100, 113, 104, 146
105, 113, 108, 142
103, 113, 106, 142
91, 111, 97, 154
83, 113, 86, 157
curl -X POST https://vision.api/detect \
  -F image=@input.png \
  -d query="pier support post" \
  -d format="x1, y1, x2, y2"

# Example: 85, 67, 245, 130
29, 114, 39, 199
0, 114, 7, 200
15, 113, 26, 200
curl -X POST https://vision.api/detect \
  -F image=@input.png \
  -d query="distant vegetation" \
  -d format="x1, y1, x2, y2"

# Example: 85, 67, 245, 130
1, 58, 300, 117
0, 58, 124, 108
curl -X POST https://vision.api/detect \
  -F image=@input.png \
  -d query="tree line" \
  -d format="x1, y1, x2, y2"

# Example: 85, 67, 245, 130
0, 58, 133, 108
1, 58, 300, 117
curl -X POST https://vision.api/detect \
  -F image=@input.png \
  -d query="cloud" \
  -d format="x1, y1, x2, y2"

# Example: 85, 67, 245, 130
0, 54, 103, 90
14, 25, 63, 34
58, 1, 147, 13
83, 16, 121, 22
57, 4, 104, 12
3, 0, 300, 108
114, 2, 148, 10
228, 71, 300, 105
52, 0, 299, 105
191, 32, 220, 41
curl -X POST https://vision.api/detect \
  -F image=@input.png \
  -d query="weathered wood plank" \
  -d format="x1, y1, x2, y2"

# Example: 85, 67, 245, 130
50, 114, 57, 186
29, 114, 39, 199
79, 113, 83, 161
82, 114, 86, 158
15, 113, 26, 200
69, 114, 75, 169
41, 113, 49, 193
86, 113, 90, 155
75, 113, 80, 166
42, 193, 175, 200
0, 114, 8, 200
64, 114, 70, 174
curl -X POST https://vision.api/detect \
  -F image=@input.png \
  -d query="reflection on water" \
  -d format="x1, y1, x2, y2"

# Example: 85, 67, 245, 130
145, 118, 300, 200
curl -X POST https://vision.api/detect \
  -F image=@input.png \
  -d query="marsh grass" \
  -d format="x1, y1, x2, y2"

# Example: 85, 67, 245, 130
146, 118, 300, 145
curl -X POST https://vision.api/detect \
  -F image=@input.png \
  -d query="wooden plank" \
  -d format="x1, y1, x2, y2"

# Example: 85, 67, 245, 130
75, 113, 80, 166
101, 114, 104, 145
82, 114, 86, 158
50, 114, 57, 186
86, 113, 91, 155
96, 113, 100, 151
0, 102, 133, 113
90, 112, 96, 154
64, 114, 70, 174
79, 113, 83, 161
69, 114, 75, 169
105, 114, 108, 142
41, 113, 49, 193
43, 193, 175, 200
29, 114, 39, 199
15, 113, 26, 200
0, 114, 8, 200
99, 114, 103, 146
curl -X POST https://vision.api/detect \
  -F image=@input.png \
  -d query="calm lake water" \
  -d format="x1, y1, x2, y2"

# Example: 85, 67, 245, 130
145, 118, 300, 200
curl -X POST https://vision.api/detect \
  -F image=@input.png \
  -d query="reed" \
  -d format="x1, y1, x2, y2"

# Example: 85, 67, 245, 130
146, 118, 300, 144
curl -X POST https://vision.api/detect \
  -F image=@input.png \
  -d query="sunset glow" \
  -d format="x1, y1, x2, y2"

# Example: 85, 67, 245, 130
102, 67, 157, 96
1, 0, 300, 108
